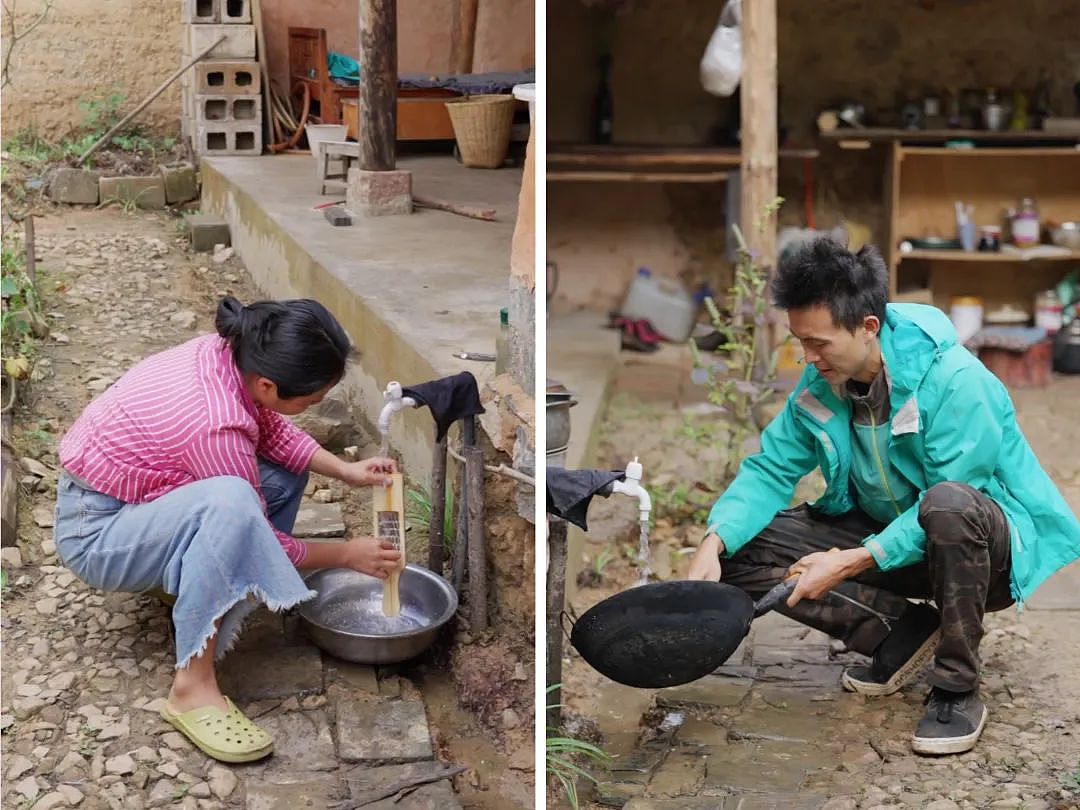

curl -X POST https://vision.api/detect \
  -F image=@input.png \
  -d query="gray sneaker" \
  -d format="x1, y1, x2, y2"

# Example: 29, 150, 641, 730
911, 687, 988, 755
841, 602, 941, 696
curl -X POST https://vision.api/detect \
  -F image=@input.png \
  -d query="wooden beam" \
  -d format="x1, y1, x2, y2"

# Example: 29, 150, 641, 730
546, 170, 730, 184
450, 0, 479, 75
739, 0, 778, 270
358, 0, 397, 171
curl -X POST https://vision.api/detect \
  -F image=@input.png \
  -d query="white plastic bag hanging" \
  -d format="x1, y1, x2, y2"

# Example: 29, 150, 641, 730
699, 0, 742, 97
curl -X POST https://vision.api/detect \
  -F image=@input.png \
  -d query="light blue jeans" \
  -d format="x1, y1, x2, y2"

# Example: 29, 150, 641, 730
54, 460, 317, 669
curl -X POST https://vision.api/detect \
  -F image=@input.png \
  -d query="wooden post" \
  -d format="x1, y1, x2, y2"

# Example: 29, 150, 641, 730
546, 520, 568, 729
428, 437, 448, 574
740, 0, 780, 351
358, 0, 397, 171
452, 461, 468, 592
450, 0, 479, 75
739, 0, 778, 269
465, 444, 488, 632
1, 413, 18, 548
24, 216, 35, 284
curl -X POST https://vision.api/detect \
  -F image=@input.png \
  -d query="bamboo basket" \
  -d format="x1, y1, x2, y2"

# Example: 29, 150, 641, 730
445, 94, 515, 169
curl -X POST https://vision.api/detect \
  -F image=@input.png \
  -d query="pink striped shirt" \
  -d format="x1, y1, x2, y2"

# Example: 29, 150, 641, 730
60, 334, 321, 565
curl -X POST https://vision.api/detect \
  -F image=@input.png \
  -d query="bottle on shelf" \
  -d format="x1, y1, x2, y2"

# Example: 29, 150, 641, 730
593, 54, 614, 145
495, 307, 511, 375
1011, 198, 1041, 247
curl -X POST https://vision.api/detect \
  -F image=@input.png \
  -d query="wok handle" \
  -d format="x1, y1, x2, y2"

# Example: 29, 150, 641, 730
753, 576, 798, 618
753, 547, 839, 617
559, 610, 576, 642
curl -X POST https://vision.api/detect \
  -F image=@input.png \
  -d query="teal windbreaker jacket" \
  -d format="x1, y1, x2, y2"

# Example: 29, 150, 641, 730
707, 303, 1080, 604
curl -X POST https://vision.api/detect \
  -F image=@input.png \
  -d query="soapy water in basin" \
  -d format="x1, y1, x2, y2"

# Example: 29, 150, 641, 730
316, 592, 431, 635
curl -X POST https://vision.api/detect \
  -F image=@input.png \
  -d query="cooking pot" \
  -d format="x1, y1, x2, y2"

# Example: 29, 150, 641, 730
1053, 319, 1080, 374
546, 378, 577, 452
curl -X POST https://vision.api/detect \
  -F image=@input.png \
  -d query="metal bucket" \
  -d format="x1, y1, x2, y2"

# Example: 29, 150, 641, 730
298, 566, 458, 664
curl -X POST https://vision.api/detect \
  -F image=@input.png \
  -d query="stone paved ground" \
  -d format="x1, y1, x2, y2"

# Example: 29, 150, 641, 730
0, 210, 529, 809
561, 380, 1080, 810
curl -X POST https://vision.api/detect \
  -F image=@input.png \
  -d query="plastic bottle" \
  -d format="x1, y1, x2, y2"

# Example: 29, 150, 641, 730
495, 308, 510, 374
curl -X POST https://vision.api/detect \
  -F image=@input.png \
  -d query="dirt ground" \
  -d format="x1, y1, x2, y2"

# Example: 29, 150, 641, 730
556, 388, 1080, 810
0, 207, 532, 809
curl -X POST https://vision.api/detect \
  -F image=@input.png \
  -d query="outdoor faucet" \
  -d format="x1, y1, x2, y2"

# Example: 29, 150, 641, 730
610, 456, 652, 524
377, 381, 417, 440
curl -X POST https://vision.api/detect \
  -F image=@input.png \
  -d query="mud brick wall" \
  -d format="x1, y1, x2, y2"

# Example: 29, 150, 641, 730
548, 0, 1080, 314
1, 0, 183, 138
1, 0, 534, 141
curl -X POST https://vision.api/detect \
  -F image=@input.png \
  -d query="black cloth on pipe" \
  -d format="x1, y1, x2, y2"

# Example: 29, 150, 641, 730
402, 372, 485, 442
546, 468, 625, 531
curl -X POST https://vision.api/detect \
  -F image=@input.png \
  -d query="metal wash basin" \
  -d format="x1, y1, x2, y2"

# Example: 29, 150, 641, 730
298, 566, 458, 665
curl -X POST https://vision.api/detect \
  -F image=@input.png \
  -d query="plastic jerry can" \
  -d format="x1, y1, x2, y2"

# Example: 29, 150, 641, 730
620, 268, 698, 342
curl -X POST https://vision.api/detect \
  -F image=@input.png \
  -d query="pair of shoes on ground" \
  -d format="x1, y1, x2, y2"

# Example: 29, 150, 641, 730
840, 602, 988, 755
607, 312, 665, 352
161, 697, 273, 763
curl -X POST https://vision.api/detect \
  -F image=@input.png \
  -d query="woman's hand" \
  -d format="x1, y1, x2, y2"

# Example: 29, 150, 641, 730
340, 457, 397, 488
342, 536, 402, 579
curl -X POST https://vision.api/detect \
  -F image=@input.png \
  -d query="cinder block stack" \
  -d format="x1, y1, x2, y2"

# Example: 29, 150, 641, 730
180, 0, 262, 156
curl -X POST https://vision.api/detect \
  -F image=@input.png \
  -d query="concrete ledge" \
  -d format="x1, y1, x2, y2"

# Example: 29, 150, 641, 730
199, 154, 521, 479
548, 311, 621, 598
547, 311, 621, 471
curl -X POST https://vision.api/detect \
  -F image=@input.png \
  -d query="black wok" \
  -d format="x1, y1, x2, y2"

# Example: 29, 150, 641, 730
565, 578, 797, 689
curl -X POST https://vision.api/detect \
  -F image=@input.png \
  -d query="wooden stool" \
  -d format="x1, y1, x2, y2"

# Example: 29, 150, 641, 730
318, 140, 360, 195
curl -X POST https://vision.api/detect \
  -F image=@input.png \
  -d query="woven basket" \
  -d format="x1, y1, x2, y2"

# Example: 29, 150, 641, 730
445, 94, 515, 169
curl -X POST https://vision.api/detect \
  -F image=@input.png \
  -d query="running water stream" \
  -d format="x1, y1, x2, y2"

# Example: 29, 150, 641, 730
637, 519, 652, 584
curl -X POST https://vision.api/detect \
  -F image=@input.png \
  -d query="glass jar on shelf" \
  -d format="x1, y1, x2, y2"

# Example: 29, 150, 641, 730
1011, 197, 1041, 247
1035, 290, 1063, 334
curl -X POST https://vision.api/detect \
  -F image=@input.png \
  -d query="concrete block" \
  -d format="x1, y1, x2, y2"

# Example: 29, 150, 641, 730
48, 168, 100, 204
187, 214, 231, 252
345, 763, 462, 809
182, 0, 251, 23
186, 24, 255, 59
345, 168, 413, 217
251, 711, 337, 771
323, 205, 352, 227
243, 774, 340, 810
335, 697, 432, 764
219, 0, 251, 23
98, 176, 166, 209
196, 122, 262, 156
181, 0, 217, 23
195, 60, 259, 95
196, 94, 261, 123
159, 164, 198, 204
293, 501, 346, 537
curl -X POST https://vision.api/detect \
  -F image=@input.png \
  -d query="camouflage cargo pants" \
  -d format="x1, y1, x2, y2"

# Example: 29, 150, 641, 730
721, 482, 1013, 691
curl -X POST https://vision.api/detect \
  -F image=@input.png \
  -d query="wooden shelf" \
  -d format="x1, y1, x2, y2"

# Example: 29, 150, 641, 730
899, 146, 1080, 158
901, 249, 1080, 263
821, 128, 1080, 144
547, 170, 730, 184
548, 143, 820, 170
885, 141, 1080, 311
